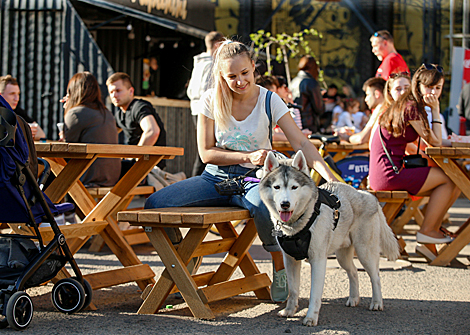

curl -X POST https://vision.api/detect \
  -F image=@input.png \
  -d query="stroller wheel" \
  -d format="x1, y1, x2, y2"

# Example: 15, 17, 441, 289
6, 291, 34, 330
81, 278, 93, 311
72, 277, 93, 311
52, 278, 85, 314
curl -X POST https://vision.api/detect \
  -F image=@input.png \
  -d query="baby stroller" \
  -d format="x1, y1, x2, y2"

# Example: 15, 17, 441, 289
0, 102, 91, 330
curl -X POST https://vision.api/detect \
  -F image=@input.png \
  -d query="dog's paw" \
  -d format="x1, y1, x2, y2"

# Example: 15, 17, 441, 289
345, 296, 360, 307
369, 300, 383, 311
302, 316, 318, 327
278, 307, 297, 318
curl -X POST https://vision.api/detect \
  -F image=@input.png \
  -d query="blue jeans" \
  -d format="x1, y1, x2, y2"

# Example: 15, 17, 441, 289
144, 164, 280, 252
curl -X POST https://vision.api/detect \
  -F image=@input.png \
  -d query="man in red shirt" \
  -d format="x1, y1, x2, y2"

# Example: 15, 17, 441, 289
370, 30, 409, 80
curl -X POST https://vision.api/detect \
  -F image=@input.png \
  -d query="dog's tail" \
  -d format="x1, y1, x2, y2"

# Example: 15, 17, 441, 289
377, 202, 401, 261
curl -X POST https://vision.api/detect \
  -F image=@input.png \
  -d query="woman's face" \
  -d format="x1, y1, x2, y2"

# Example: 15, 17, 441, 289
346, 103, 359, 114
276, 85, 290, 100
419, 78, 444, 100
220, 54, 255, 95
390, 77, 410, 101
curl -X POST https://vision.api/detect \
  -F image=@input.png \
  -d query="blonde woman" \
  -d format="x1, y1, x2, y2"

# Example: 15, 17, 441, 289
145, 40, 336, 302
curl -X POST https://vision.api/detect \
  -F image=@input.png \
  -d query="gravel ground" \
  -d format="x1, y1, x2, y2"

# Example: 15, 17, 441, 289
2, 198, 470, 334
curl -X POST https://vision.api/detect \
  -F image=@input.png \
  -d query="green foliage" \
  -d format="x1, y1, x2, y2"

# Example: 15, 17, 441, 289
249, 29, 321, 83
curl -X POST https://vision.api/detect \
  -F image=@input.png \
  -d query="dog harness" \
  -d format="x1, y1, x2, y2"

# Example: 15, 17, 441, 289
277, 188, 341, 261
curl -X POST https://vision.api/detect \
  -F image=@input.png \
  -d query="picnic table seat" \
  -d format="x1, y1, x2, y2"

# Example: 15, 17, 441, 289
117, 206, 271, 319
9, 221, 108, 243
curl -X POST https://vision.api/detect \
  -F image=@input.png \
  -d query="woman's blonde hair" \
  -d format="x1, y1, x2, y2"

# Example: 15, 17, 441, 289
211, 39, 254, 130
379, 64, 444, 137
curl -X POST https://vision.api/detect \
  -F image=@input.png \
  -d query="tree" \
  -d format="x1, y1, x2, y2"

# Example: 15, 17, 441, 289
249, 29, 321, 85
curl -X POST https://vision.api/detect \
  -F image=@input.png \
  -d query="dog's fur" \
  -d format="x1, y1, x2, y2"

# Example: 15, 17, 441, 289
259, 151, 400, 326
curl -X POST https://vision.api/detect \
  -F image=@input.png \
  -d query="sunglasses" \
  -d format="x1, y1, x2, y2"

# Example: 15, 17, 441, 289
423, 63, 443, 73
389, 71, 410, 79
373, 32, 388, 40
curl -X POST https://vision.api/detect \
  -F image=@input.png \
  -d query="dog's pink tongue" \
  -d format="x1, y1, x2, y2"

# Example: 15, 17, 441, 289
279, 211, 293, 222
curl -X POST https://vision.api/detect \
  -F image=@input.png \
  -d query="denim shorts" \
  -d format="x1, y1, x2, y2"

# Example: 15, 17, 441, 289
145, 164, 280, 252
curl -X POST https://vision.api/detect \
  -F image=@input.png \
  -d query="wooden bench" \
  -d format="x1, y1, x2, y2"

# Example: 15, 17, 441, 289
9, 221, 108, 243
117, 207, 272, 319
87, 185, 156, 251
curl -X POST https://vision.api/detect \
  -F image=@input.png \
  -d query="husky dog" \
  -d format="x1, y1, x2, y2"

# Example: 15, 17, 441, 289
259, 150, 400, 327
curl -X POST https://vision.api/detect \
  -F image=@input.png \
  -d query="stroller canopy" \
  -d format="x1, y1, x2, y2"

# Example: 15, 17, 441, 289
0, 96, 57, 223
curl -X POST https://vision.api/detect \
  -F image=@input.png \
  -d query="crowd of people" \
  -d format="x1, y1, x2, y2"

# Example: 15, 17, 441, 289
0, 28, 465, 302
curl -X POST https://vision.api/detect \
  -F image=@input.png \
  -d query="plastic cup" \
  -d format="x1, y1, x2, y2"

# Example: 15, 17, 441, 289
346, 126, 355, 135
57, 122, 64, 140
57, 122, 64, 132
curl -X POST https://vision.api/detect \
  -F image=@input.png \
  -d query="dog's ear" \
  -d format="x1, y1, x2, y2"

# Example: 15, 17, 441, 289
259, 151, 279, 179
292, 150, 310, 176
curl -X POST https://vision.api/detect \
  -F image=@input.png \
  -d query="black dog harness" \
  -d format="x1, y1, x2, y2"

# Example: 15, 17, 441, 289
277, 189, 341, 261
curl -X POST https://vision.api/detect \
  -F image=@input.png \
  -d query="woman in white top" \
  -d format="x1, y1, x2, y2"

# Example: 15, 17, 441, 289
145, 40, 336, 302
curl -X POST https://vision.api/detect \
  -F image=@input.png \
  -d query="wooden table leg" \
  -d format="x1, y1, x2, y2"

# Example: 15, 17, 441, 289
431, 224, 470, 266
210, 219, 271, 300
45, 157, 98, 203
47, 156, 160, 290
139, 226, 214, 319
432, 157, 470, 199
89, 196, 136, 252
428, 157, 470, 265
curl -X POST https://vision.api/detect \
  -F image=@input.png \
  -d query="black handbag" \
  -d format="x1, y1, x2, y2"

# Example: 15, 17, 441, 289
403, 154, 428, 169
214, 167, 259, 196
379, 128, 428, 175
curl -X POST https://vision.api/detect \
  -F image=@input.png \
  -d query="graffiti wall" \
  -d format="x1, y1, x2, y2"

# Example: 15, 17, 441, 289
393, 0, 455, 106
207, 0, 457, 103
393, 0, 452, 72
212, 0, 240, 37
272, 0, 363, 94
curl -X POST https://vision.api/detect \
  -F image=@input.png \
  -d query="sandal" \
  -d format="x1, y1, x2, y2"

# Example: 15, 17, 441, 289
440, 227, 457, 238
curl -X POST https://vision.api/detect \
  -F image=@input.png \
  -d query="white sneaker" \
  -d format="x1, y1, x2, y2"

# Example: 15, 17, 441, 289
271, 266, 288, 303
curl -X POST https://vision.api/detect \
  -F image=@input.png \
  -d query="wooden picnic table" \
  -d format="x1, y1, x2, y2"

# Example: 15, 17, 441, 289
29, 142, 183, 291
425, 143, 470, 266
273, 139, 369, 161
117, 207, 271, 319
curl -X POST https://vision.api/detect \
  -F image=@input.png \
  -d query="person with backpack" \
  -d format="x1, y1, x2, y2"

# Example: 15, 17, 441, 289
145, 40, 337, 303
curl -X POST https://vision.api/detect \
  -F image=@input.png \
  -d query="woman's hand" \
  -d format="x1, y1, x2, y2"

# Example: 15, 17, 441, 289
247, 149, 270, 166
423, 93, 440, 110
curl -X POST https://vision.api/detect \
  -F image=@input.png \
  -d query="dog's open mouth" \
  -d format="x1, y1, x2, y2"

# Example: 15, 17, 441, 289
279, 211, 293, 222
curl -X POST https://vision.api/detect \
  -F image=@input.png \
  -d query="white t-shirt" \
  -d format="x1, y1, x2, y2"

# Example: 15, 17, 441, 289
336, 111, 361, 133
332, 104, 343, 120
201, 86, 289, 167
352, 111, 366, 130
